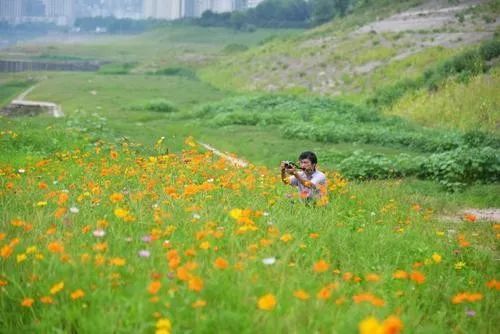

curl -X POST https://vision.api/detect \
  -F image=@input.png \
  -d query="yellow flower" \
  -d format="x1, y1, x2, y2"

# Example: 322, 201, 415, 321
50, 281, 64, 295
110, 257, 126, 266
431, 253, 442, 263
155, 317, 172, 333
280, 233, 293, 242
114, 208, 129, 218
191, 299, 207, 308
359, 316, 382, 334
257, 293, 277, 311
16, 253, 27, 263
454, 261, 466, 270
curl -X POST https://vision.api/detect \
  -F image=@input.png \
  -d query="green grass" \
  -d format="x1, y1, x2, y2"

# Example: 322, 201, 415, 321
0, 130, 498, 333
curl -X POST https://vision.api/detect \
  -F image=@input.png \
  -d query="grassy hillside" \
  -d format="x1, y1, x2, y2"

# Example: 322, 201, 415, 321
200, 0, 499, 98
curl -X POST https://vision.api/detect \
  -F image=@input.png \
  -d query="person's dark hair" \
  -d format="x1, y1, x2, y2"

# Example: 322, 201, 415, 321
299, 151, 317, 164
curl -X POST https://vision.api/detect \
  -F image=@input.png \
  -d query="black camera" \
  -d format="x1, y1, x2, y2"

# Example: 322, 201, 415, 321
283, 160, 299, 169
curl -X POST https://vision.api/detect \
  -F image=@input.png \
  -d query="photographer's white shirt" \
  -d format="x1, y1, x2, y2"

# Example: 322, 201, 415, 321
289, 170, 327, 200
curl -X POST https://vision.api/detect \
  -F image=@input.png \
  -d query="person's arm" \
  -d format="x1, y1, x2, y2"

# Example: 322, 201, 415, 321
292, 170, 314, 188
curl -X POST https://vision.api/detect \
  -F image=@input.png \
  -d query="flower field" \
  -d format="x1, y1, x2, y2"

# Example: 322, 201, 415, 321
0, 133, 498, 333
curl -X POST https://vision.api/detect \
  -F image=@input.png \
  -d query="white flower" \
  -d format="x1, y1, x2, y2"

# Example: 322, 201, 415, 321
262, 257, 276, 265
18, 169, 25, 174
138, 250, 150, 258
93, 229, 106, 237
70, 207, 79, 214
193, 213, 201, 219
263, 212, 270, 216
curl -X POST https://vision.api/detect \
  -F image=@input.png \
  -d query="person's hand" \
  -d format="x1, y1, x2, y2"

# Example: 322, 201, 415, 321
280, 161, 286, 172
286, 165, 296, 175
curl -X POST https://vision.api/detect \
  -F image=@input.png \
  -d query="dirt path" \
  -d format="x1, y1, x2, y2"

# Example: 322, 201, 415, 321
8, 85, 64, 117
198, 142, 249, 168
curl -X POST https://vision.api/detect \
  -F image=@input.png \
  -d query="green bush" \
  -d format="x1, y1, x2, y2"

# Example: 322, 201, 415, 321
153, 67, 197, 79
144, 99, 177, 113
98, 62, 137, 75
479, 38, 500, 60
418, 147, 500, 192
222, 43, 249, 53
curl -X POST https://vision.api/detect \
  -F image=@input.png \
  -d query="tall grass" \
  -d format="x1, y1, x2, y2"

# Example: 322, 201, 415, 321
386, 69, 500, 133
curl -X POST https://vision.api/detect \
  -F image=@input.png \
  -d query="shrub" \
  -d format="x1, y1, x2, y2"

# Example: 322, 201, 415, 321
154, 67, 197, 79
144, 99, 177, 113
418, 147, 500, 191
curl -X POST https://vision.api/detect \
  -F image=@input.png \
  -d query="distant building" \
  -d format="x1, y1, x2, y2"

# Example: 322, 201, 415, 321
24, 0, 45, 16
182, 0, 195, 17
212, 0, 232, 13
0, 0, 23, 24
144, 0, 182, 20
43, 0, 75, 25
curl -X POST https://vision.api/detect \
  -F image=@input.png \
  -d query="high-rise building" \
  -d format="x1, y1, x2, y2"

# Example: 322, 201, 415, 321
43, 0, 75, 25
212, 0, 232, 13
181, 0, 195, 17
144, 0, 182, 20
0, 0, 23, 23
193, 0, 210, 17
23, 0, 45, 16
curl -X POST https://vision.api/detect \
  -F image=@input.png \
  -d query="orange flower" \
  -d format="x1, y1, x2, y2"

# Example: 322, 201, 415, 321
109, 193, 124, 203
40, 296, 54, 304
70, 289, 85, 300
383, 315, 404, 334
313, 260, 329, 273
316, 287, 332, 300
57, 193, 69, 206
214, 257, 229, 270
410, 271, 426, 284
364, 315, 403, 333
464, 213, 477, 222
188, 276, 204, 292
47, 241, 64, 254
176, 267, 191, 281
452, 292, 483, 304
365, 273, 381, 282
392, 270, 408, 280
293, 290, 310, 300
353, 293, 385, 307
148, 281, 161, 294
257, 293, 276, 311
486, 279, 500, 290
21, 298, 34, 307
54, 207, 67, 219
